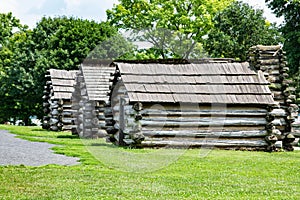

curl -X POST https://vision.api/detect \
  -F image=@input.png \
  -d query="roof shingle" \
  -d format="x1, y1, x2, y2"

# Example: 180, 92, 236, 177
114, 62, 274, 105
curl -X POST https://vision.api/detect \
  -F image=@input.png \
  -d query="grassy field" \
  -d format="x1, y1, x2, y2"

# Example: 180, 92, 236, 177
0, 125, 299, 200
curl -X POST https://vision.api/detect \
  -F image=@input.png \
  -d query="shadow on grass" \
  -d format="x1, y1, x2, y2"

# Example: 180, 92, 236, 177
90, 142, 116, 147
82, 139, 124, 149
31, 128, 49, 132
57, 135, 79, 139
88, 140, 144, 151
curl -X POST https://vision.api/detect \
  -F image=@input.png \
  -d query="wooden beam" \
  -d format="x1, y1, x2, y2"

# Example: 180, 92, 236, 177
142, 130, 267, 138
142, 138, 268, 147
140, 118, 267, 127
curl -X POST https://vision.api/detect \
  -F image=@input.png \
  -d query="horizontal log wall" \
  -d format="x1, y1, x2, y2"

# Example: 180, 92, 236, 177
60, 100, 75, 131
109, 56, 297, 150
142, 138, 268, 149
138, 103, 269, 148
111, 84, 270, 148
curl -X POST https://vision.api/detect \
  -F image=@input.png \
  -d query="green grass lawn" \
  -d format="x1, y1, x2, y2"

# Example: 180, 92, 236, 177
0, 125, 299, 200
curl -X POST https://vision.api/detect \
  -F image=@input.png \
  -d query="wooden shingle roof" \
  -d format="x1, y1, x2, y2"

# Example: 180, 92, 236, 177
114, 62, 275, 105
80, 61, 115, 101
48, 69, 77, 100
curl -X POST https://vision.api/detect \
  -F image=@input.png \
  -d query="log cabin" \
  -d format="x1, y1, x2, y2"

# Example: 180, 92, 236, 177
42, 69, 77, 131
45, 46, 297, 150
72, 60, 115, 138
108, 60, 283, 150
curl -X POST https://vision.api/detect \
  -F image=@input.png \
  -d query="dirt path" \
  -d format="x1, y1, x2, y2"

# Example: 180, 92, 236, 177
0, 130, 80, 166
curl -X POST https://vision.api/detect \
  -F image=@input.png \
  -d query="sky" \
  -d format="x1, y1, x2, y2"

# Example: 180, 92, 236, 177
0, 0, 283, 29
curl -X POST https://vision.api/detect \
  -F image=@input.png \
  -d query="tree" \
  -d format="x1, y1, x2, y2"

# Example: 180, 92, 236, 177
0, 12, 26, 45
0, 15, 121, 124
0, 12, 26, 90
0, 13, 31, 123
86, 33, 137, 60
29, 17, 120, 119
204, 1, 283, 61
107, 0, 234, 59
265, 0, 300, 74
32, 16, 117, 71
0, 28, 35, 124
266, 0, 300, 103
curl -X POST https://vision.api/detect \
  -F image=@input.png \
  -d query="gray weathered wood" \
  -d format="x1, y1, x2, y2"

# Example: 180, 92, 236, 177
118, 97, 126, 145
140, 118, 267, 126
142, 138, 268, 147
142, 130, 267, 138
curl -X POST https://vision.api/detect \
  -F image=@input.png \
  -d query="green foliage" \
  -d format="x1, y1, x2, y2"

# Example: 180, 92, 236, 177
0, 14, 34, 123
107, 0, 234, 59
31, 17, 115, 119
124, 47, 170, 60
32, 16, 116, 71
0, 14, 121, 123
265, 0, 300, 70
0, 126, 300, 199
30, 17, 134, 119
0, 12, 27, 45
0, 12, 25, 77
204, 1, 283, 61
87, 33, 137, 60
266, 0, 300, 94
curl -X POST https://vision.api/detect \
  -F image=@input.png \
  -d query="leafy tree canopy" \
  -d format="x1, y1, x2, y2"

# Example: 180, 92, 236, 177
266, 0, 300, 102
107, 0, 234, 59
86, 33, 136, 60
266, 0, 300, 74
0, 15, 121, 124
32, 16, 117, 72
30, 16, 120, 119
0, 15, 34, 123
0, 12, 26, 46
204, 1, 283, 61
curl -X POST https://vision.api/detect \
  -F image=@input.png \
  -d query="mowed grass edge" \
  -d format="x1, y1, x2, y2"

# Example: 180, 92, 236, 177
0, 125, 299, 200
